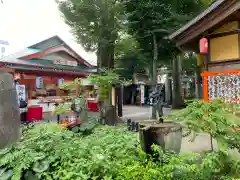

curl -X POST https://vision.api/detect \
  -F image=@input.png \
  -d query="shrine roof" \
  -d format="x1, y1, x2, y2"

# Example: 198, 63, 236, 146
0, 58, 96, 75
27, 35, 94, 67
0, 48, 41, 61
168, 0, 240, 49
169, 0, 225, 40
7, 65, 89, 75
0, 36, 96, 68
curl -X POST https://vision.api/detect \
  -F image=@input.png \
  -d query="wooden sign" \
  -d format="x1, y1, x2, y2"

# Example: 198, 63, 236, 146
16, 84, 26, 102
53, 59, 78, 67
23, 74, 36, 79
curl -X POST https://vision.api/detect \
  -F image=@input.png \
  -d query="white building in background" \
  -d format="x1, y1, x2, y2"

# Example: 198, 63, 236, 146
0, 40, 9, 58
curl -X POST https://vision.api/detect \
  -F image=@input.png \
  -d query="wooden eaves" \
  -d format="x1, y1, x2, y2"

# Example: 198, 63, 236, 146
168, 0, 240, 51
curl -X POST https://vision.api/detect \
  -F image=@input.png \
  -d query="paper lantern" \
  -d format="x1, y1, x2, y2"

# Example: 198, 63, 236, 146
199, 38, 208, 54
13, 73, 20, 80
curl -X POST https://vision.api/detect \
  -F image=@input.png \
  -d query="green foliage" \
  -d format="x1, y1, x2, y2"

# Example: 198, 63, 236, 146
54, 103, 71, 115
1, 122, 240, 179
115, 35, 139, 59
168, 100, 240, 151
115, 36, 149, 80
58, 0, 124, 51
0, 123, 137, 180
88, 69, 120, 101
124, 0, 208, 64
72, 117, 99, 135
181, 52, 198, 76
59, 78, 82, 91
116, 145, 238, 180
58, 0, 125, 69
55, 78, 88, 119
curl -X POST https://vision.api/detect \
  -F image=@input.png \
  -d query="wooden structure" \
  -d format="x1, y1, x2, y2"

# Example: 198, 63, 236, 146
123, 73, 151, 105
169, 0, 240, 102
0, 36, 98, 117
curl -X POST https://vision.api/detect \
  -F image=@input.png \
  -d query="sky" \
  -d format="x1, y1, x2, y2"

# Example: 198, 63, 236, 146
0, 0, 97, 65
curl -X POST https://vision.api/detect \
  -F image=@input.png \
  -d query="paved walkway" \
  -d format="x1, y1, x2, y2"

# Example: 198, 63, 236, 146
122, 105, 171, 121
181, 133, 218, 153
122, 105, 220, 154
42, 105, 219, 154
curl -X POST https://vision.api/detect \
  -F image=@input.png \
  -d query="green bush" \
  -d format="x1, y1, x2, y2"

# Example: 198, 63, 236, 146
0, 122, 240, 180
116, 145, 235, 180
0, 123, 137, 180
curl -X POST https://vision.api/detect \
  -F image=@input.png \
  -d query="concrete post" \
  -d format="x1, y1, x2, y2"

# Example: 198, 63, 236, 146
0, 71, 20, 148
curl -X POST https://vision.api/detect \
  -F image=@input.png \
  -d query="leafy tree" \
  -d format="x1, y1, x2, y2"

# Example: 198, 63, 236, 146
57, 0, 125, 69
181, 53, 198, 76
124, 0, 211, 112
115, 36, 149, 80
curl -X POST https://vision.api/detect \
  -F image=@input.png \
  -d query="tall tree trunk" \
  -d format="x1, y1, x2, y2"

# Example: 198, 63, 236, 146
98, 43, 114, 69
151, 33, 157, 119
195, 67, 202, 99
172, 55, 184, 109
97, 42, 115, 120
165, 73, 172, 106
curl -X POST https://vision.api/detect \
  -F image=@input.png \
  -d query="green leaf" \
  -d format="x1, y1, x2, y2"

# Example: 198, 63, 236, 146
24, 171, 39, 180
32, 160, 50, 173
71, 126, 80, 133
0, 169, 13, 180
0, 148, 10, 156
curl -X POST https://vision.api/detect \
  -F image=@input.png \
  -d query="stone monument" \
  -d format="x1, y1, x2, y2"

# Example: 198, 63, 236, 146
140, 85, 182, 154
0, 71, 20, 149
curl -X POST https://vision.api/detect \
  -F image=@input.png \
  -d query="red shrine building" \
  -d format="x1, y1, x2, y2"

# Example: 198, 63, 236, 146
0, 36, 97, 118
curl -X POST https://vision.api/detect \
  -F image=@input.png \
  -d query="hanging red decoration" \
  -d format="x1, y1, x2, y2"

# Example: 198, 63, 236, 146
199, 38, 208, 54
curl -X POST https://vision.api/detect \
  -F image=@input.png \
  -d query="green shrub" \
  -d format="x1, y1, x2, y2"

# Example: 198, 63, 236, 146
116, 145, 230, 180
0, 123, 137, 180
1, 122, 240, 180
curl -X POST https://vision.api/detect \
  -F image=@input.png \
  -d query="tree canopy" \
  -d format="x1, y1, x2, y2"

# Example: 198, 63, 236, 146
115, 36, 149, 80
57, 0, 213, 74
124, 0, 209, 62
57, 0, 125, 69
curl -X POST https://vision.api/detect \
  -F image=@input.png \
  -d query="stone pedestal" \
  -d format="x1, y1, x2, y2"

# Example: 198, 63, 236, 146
0, 71, 20, 148
139, 121, 182, 153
